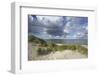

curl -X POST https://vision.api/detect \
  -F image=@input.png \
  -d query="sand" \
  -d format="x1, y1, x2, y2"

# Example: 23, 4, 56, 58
34, 50, 87, 60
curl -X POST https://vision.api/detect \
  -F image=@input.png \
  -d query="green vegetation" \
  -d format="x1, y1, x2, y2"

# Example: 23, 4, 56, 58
56, 45, 77, 51
76, 45, 88, 55
28, 35, 88, 56
37, 47, 52, 55
28, 35, 47, 46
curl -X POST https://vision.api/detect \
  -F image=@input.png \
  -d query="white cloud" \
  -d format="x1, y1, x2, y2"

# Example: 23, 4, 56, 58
75, 32, 87, 39
29, 15, 88, 39
37, 16, 61, 22
64, 22, 72, 33
85, 26, 88, 31
28, 15, 34, 21
55, 36, 60, 38
36, 16, 63, 26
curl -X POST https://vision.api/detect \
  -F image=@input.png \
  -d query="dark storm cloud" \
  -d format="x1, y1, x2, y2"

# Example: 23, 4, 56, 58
28, 15, 45, 35
44, 21, 65, 36
28, 15, 67, 37
28, 15, 88, 39
46, 29, 64, 36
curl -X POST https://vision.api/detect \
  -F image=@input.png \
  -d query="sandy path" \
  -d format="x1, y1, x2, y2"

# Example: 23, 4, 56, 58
34, 50, 87, 60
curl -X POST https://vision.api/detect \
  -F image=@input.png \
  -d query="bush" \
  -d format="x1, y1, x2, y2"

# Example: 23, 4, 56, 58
76, 45, 88, 55
56, 45, 76, 51
37, 47, 52, 55
70, 45, 76, 51
37, 44, 88, 56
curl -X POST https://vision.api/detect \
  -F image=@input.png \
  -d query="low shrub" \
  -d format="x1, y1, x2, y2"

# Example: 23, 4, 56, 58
37, 44, 88, 56
76, 45, 88, 55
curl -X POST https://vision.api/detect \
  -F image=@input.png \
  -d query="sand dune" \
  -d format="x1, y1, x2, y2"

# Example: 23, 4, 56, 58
34, 50, 87, 60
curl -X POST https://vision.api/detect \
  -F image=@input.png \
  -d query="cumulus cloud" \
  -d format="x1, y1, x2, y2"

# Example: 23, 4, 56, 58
28, 15, 88, 39
33, 15, 66, 37
63, 17, 88, 39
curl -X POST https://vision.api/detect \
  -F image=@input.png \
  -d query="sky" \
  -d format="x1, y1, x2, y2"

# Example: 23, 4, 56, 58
28, 15, 88, 39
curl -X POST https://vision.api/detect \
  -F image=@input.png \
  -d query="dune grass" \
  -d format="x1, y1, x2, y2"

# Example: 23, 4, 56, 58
37, 42, 88, 56
28, 35, 88, 56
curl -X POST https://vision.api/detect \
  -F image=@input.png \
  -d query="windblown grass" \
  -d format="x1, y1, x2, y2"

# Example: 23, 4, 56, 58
28, 35, 88, 56
37, 43, 88, 56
